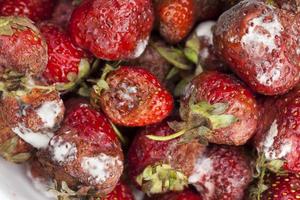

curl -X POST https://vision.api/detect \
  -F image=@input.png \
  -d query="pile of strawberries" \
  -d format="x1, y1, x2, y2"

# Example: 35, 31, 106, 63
0, 0, 300, 199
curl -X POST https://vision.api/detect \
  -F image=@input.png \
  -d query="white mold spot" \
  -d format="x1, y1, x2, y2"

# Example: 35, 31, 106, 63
35, 101, 63, 129
49, 137, 77, 163
195, 21, 216, 45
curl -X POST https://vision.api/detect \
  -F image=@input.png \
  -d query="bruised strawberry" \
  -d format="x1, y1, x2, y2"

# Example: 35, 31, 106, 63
153, 189, 202, 200
91, 66, 174, 127
0, 0, 57, 22
128, 121, 205, 195
0, 88, 65, 150
69, 0, 154, 61
189, 145, 253, 200
51, 0, 76, 30
253, 87, 300, 173
37, 99, 124, 197
260, 173, 300, 200
214, 0, 300, 95
102, 182, 134, 200
39, 22, 90, 89
0, 17, 48, 76
179, 71, 258, 146
155, 0, 197, 44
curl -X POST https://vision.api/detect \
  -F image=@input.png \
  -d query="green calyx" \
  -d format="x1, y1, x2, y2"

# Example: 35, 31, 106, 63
0, 16, 39, 36
190, 101, 238, 130
92, 64, 116, 95
0, 136, 31, 163
184, 34, 200, 64
136, 164, 188, 195
151, 42, 192, 70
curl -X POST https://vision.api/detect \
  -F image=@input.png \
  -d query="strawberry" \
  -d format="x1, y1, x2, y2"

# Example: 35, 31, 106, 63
51, 0, 76, 30
69, 0, 154, 61
260, 173, 300, 200
179, 71, 258, 146
39, 22, 90, 89
37, 98, 124, 197
275, 0, 300, 13
91, 66, 174, 127
0, 88, 65, 150
154, 189, 202, 200
0, 17, 48, 77
214, 0, 300, 95
154, 0, 197, 44
189, 145, 253, 200
127, 120, 205, 195
103, 182, 134, 200
0, 0, 57, 22
253, 86, 300, 173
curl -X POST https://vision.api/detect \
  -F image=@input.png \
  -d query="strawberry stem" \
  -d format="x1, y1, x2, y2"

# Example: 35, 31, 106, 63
109, 121, 128, 145
146, 129, 187, 141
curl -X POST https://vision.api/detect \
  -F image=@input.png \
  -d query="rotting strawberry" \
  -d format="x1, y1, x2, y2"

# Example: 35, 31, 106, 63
37, 98, 124, 197
167, 71, 258, 146
0, 16, 48, 77
214, 0, 300, 95
275, 0, 300, 13
153, 189, 202, 200
102, 182, 134, 200
253, 86, 300, 174
0, 0, 57, 22
91, 66, 174, 127
189, 145, 253, 200
127, 120, 205, 195
154, 0, 197, 44
184, 21, 228, 74
51, 0, 76, 30
0, 88, 65, 150
39, 22, 90, 91
69, 0, 154, 61
260, 173, 300, 200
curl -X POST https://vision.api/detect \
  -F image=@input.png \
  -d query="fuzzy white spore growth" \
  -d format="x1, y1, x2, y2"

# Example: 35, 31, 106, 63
12, 123, 53, 149
81, 153, 122, 184
49, 137, 77, 163
35, 101, 63, 129
195, 21, 215, 45
132, 38, 149, 58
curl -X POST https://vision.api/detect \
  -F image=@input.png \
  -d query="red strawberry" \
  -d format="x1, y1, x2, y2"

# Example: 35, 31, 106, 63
51, 0, 76, 30
155, 0, 197, 44
39, 22, 90, 88
154, 189, 202, 200
91, 66, 174, 127
214, 0, 300, 95
261, 173, 300, 200
253, 87, 300, 173
0, 0, 57, 22
0, 17, 48, 76
69, 0, 154, 61
103, 182, 134, 200
37, 98, 124, 197
179, 71, 258, 146
127, 120, 205, 195
189, 145, 253, 200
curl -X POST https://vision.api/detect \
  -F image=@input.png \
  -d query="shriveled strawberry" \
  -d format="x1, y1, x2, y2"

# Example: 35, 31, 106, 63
69, 0, 154, 61
178, 71, 258, 146
253, 87, 300, 173
51, 0, 76, 30
214, 0, 300, 95
91, 66, 174, 127
103, 182, 134, 200
39, 22, 90, 89
0, 17, 48, 76
0, 0, 57, 22
128, 120, 205, 195
261, 173, 300, 200
152, 189, 202, 200
189, 145, 253, 200
155, 0, 197, 44
37, 98, 124, 197
184, 21, 228, 73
